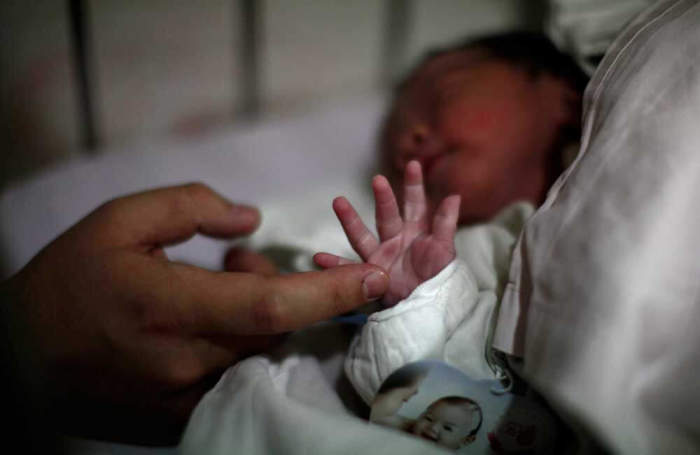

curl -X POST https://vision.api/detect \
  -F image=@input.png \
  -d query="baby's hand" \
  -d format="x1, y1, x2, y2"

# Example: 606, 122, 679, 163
315, 161, 460, 306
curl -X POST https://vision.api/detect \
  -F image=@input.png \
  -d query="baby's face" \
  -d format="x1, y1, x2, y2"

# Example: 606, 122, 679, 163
412, 401, 475, 449
383, 49, 578, 223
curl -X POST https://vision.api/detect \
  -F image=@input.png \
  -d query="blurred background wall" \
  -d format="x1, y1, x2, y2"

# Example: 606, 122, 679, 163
0, 0, 544, 189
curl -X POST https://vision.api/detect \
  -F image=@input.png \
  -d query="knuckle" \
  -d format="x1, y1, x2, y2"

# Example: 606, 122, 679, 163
86, 197, 130, 241
251, 294, 285, 333
171, 182, 214, 220
328, 281, 350, 316
357, 232, 371, 246
182, 182, 215, 201
97, 196, 127, 220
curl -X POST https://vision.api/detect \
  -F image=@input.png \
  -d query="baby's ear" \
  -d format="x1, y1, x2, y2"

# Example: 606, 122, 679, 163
539, 75, 582, 127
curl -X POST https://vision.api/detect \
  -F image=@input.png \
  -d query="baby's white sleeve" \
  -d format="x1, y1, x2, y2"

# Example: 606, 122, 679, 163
344, 259, 498, 404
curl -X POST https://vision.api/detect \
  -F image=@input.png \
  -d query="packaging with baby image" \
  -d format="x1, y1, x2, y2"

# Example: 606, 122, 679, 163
369, 361, 561, 454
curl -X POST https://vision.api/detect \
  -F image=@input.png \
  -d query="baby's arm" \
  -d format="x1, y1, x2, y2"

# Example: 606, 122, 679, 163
315, 161, 460, 306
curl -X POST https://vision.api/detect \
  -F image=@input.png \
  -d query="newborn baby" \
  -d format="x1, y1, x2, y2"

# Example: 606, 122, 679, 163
316, 32, 588, 408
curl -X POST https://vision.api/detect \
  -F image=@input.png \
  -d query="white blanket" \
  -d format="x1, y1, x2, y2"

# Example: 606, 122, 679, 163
181, 198, 532, 454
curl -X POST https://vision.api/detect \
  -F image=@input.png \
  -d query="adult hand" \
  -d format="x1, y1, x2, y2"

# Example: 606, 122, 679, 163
0, 183, 388, 445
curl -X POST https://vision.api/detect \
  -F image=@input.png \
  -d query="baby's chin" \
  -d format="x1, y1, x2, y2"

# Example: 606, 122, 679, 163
455, 194, 509, 225
458, 209, 487, 225
425, 192, 486, 225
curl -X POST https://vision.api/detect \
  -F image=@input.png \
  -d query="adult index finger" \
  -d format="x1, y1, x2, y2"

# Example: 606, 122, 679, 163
164, 262, 388, 335
90, 183, 260, 249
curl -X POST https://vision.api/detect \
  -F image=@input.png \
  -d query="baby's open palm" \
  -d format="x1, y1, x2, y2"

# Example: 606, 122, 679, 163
315, 161, 460, 306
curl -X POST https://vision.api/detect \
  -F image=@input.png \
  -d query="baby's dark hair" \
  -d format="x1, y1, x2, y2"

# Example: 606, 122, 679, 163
410, 30, 589, 94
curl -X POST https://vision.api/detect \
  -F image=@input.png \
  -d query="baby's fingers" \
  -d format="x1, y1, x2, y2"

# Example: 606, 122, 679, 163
372, 175, 403, 241
333, 197, 379, 260
403, 160, 428, 225
432, 195, 461, 244
313, 253, 356, 269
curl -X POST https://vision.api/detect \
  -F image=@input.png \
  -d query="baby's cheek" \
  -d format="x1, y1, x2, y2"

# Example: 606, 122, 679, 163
429, 159, 503, 222
438, 157, 493, 196
411, 421, 427, 436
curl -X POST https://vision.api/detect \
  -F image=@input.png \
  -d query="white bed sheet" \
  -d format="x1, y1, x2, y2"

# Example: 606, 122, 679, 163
0, 96, 384, 278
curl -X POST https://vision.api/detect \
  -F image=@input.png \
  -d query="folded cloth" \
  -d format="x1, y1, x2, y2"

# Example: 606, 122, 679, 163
498, 0, 700, 452
181, 324, 448, 455
546, 0, 655, 74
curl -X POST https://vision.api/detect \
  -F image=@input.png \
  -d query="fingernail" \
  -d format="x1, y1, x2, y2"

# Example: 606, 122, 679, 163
232, 205, 260, 226
362, 271, 388, 301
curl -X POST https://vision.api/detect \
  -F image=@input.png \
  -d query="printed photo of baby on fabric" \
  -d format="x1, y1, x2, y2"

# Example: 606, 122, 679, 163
369, 361, 558, 453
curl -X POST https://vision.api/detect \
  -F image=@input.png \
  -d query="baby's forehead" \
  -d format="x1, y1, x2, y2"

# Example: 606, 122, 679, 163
428, 399, 472, 414
400, 50, 533, 101
407, 48, 491, 86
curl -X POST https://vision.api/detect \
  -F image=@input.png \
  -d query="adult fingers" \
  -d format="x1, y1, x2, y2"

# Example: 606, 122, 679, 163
372, 175, 403, 241
313, 252, 356, 269
224, 247, 278, 276
332, 197, 379, 260
402, 161, 428, 225
158, 261, 388, 335
94, 183, 260, 248
432, 195, 461, 244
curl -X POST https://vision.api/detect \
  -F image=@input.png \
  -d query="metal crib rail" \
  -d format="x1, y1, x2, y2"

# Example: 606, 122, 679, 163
66, 0, 412, 155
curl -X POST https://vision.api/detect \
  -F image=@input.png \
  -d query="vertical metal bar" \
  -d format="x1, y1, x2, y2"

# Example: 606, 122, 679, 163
238, 0, 261, 119
68, 0, 98, 152
381, 0, 412, 88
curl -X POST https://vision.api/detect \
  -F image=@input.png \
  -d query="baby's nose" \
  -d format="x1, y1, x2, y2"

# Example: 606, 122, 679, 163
427, 422, 441, 436
399, 124, 432, 153
395, 124, 442, 169
408, 124, 430, 147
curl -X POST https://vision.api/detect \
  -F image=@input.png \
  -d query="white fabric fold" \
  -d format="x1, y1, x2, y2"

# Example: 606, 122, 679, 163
182, 334, 447, 455
499, 1, 700, 452
546, 0, 655, 74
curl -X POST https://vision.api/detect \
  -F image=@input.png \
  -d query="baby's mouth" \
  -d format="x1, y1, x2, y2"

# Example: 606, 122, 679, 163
421, 153, 443, 177
419, 432, 439, 442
